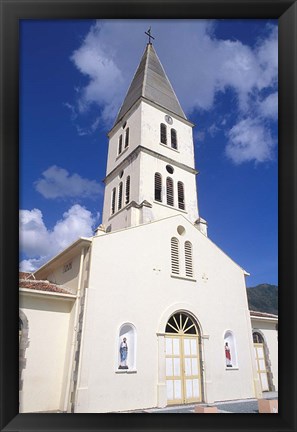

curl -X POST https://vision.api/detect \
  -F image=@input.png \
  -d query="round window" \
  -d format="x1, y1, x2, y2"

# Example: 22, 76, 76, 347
177, 225, 186, 236
166, 165, 174, 174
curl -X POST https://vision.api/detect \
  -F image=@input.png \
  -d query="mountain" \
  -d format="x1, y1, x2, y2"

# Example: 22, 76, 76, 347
246, 284, 278, 315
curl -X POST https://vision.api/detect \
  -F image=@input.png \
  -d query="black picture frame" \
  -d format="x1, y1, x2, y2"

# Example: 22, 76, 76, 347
1, 1, 296, 431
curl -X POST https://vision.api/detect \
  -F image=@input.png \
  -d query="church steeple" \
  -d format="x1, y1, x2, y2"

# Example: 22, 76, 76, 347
102, 42, 201, 233
114, 43, 187, 126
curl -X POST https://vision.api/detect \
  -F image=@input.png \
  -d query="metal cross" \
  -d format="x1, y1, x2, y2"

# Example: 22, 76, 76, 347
145, 27, 155, 44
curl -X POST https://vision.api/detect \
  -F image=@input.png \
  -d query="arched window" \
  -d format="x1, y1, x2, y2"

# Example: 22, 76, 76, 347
171, 237, 179, 275
125, 128, 129, 148
118, 182, 123, 210
155, 173, 162, 202
160, 123, 167, 145
177, 181, 185, 210
253, 332, 264, 343
166, 177, 174, 206
118, 323, 136, 371
111, 188, 116, 215
224, 331, 238, 368
171, 128, 177, 149
125, 176, 130, 205
118, 134, 123, 155
184, 241, 193, 277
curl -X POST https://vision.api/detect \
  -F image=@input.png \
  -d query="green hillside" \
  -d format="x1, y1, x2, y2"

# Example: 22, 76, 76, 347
246, 284, 278, 315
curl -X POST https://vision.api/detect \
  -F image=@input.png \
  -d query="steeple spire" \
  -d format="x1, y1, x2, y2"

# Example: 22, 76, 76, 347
113, 43, 187, 126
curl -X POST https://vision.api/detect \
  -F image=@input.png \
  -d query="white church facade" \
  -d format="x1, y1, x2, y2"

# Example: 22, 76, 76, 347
19, 41, 278, 413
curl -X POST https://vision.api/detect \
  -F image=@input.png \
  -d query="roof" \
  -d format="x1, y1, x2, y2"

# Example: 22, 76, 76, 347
19, 275, 73, 295
114, 43, 186, 126
250, 310, 278, 319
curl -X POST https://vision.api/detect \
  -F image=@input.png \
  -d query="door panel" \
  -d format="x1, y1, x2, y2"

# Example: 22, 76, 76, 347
165, 334, 201, 404
254, 343, 269, 392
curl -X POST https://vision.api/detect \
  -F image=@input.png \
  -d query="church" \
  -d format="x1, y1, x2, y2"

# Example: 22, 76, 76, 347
19, 40, 278, 413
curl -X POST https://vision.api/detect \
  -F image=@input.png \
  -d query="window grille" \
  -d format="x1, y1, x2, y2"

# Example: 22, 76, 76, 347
154, 173, 162, 202
160, 123, 167, 145
125, 128, 129, 148
171, 128, 177, 149
118, 182, 123, 210
177, 181, 185, 210
111, 188, 116, 215
166, 177, 174, 206
125, 176, 130, 204
118, 135, 123, 154
171, 237, 179, 275
184, 241, 193, 277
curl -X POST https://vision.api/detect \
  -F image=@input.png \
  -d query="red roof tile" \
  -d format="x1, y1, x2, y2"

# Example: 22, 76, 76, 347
19, 279, 73, 295
250, 310, 278, 319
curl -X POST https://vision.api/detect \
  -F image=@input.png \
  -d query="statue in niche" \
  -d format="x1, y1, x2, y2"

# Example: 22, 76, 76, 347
225, 342, 232, 367
118, 337, 128, 369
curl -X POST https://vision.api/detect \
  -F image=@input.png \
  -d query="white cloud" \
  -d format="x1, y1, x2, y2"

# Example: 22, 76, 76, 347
257, 92, 278, 120
69, 20, 277, 163
226, 117, 275, 164
70, 21, 277, 120
19, 204, 98, 271
35, 165, 103, 200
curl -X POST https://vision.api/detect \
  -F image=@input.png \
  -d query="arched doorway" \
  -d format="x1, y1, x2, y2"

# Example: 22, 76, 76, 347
253, 331, 271, 392
165, 312, 202, 404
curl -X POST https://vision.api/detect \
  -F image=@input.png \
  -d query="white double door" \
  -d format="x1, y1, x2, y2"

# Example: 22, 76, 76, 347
165, 335, 202, 404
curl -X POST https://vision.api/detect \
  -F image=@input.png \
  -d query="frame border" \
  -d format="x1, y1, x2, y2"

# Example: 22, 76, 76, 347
1, 1, 296, 431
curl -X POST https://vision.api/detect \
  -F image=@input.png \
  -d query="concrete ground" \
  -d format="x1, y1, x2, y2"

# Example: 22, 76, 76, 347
124, 392, 278, 414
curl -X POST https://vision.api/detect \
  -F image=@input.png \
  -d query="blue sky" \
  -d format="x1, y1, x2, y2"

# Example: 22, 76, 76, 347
19, 19, 278, 287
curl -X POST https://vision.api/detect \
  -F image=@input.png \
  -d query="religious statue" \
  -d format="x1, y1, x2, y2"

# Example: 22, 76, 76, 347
225, 342, 232, 367
118, 337, 128, 369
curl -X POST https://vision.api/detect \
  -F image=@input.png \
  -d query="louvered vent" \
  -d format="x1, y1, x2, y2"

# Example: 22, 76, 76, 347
155, 173, 162, 202
171, 237, 179, 275
160, 123, 167, 145
171, 128, 177, 149
125, 128, 129, 148
111, 188, 116, 215
185, 241, 193, 277
118, 135, 123, 154
166, 177, 174, 206
125, 176, 130, 204
177, 181, 185, 210
118, 182, 123, 210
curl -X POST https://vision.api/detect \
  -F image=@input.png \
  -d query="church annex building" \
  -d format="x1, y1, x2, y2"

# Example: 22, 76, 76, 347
19, 41, 278, 413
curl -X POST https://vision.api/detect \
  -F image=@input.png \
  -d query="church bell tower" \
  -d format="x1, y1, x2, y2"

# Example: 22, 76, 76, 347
102, 40, 205, 234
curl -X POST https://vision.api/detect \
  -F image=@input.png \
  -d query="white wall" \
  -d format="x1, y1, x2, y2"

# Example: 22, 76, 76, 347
46, 254, 81, 294
75, 215, 257, 412
19, 294, 75, 412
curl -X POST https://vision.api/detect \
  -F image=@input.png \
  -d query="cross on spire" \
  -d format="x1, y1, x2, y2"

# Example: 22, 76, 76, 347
145, 27, 155, 44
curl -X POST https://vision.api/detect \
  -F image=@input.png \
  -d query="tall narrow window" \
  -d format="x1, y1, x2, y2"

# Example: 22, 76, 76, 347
171, 237, 179, 274
125, 176, 130, 205
171, 128, 177, 149
111, 188, 116, 215
166, 177, 174, 206
177, 181, 185, 210
125, 128, 129, 148
118, 182, 123, 210
118, 135, 123, 155
160, 123, 167, 145
184, 241, 193, 277
155, 173, 162, 202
